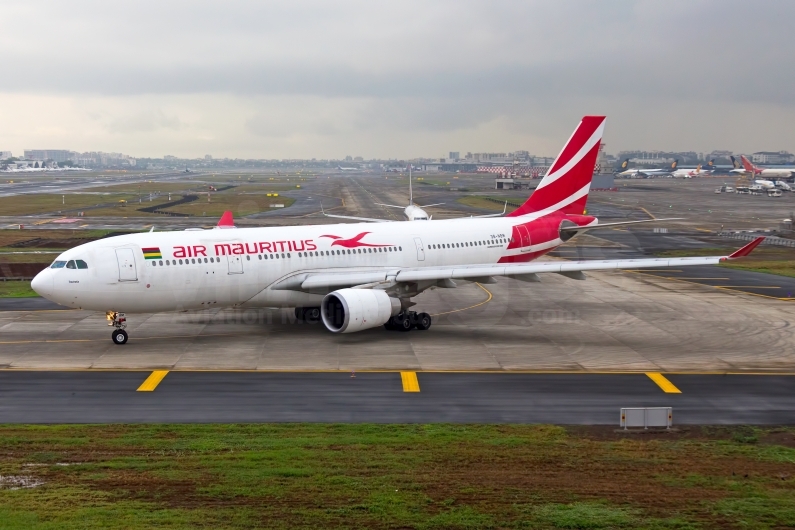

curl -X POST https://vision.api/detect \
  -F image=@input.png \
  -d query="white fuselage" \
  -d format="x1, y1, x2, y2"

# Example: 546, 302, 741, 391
33, 217, 540, 314
755, 179, 776, 189
734, 168, 793, 178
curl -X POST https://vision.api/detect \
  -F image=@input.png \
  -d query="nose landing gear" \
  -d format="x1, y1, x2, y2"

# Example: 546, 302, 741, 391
107, 311, 128, 345
384, 311, 431, 332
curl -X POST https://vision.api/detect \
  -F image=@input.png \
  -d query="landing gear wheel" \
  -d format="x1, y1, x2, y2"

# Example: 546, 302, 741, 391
397, 314, 413, 332
304, 307, 321, 322
415, 312, 432, 331
112, 329, 128, 345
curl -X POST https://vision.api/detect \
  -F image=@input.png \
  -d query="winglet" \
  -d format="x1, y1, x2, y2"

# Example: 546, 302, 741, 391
217, 210, 235, 228
726, 236, 765, 259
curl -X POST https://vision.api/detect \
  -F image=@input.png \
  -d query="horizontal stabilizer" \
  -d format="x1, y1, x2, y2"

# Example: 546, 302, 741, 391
559, 218, 684, 233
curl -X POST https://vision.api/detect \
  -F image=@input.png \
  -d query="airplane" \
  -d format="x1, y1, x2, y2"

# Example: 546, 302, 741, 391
322, 167, 506, 223
337, 166, 359, 171
31, 115, 765, 344
616, 159, 678, 178
670, 163, 714, 178
736, 155, 794, 179
754, 179, 776, 190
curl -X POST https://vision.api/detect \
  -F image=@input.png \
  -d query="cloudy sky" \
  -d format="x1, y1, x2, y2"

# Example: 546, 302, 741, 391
1, 0, 793, 159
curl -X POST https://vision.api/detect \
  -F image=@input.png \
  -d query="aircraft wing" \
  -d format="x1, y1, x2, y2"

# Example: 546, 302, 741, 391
322, 212, 392, 223
321, 204, 391, 223
469, 201, 508, 218
269, 237, 765, 293
559, 217, 684, 234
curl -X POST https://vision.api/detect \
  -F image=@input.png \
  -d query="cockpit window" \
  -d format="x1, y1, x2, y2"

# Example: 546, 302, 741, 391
76, 260, 88, 269
51, 261, 66, 269
66, 260, 76, 269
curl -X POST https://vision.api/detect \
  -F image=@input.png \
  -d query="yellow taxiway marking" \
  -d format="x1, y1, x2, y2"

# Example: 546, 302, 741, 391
1, 368, 795, 375
431, 282, 492, 317
695, 228, 713, 233
33, 219, 54, 225
137, 370, 169, 391
625, 269, 683, 273
715, 286, 780, 289
627, 270, 795, 301
646, 372, 681, 393
639, 207, 656, 220
400, 371, 420, 392
668, 277, 730, 280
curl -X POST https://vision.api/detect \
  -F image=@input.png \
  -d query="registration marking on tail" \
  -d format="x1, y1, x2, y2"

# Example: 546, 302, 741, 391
645, 373, 681, 394
400, 372, 420, 392
137, 370, 169, 392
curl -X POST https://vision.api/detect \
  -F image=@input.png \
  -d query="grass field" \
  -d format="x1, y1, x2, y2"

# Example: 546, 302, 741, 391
0, 280, 37, 297
654, 246, 795, 278
165, 194, 296, 217
457, 196, 524, 212
0, 424, 793, 529
0, 230, 135, 248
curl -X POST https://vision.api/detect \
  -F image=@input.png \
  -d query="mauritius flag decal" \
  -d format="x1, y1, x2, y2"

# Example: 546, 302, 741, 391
142, 247, 162, 260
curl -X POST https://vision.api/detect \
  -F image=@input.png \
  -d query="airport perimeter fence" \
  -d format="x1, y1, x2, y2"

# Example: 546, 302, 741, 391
718, 231, 795, 248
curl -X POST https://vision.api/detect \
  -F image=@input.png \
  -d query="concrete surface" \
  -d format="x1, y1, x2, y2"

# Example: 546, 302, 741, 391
2, 269, 795, 372
0, 371, 792, 424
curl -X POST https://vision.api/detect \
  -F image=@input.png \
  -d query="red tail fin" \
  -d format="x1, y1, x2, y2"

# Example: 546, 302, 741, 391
508, 116, 605, 217
217, 210, 235, 228
740, 155, 756, 173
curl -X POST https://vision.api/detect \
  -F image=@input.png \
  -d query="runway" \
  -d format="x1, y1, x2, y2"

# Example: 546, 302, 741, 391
0, 370, 792, 424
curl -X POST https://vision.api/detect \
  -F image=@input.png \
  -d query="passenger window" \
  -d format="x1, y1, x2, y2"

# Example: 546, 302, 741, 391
76, 259, 88, 269
66, 260, 76, 269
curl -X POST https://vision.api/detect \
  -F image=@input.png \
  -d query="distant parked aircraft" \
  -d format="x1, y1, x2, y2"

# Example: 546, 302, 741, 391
616, 159, 678, 177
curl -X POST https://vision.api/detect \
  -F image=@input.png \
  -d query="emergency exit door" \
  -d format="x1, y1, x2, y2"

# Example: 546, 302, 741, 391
115, 248, 138, 281
516, 224, 532, 252
414, 237, 425, 261
227, 254, 243, 274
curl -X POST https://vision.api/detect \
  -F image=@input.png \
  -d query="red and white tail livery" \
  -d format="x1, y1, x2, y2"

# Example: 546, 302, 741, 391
509, 116, 605, 218
739, 155, 793, 179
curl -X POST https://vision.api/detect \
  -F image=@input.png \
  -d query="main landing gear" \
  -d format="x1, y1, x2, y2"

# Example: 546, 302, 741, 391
107, 311, 128, 345
384, 311, 432, 332
295, 307, 321, 323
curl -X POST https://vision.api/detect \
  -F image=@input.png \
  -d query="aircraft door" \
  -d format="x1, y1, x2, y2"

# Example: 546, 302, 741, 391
414, 237, 425, 261
517, 224, 532, 253
115, 248, 138, 281
227, 254, 243, 274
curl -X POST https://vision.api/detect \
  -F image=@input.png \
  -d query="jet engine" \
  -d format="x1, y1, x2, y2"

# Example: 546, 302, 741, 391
321, 288, 401, 333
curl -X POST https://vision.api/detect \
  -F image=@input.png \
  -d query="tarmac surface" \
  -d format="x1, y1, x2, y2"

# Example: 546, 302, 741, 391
0, 371, 792, 424
3, 269, 795, 372
3, 173, 795, 424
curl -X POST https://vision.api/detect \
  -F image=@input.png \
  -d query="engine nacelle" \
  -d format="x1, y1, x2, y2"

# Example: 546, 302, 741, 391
321, 289, 401, 333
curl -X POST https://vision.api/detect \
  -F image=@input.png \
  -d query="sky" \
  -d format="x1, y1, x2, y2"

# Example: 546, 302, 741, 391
1, 0, 794, 159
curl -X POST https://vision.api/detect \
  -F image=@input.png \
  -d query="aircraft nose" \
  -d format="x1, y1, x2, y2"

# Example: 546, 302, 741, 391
31, 269, 53, 298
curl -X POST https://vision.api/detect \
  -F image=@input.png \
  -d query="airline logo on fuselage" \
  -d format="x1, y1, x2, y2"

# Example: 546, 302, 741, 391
170, 239, 318, 258
320, 232, 392, 248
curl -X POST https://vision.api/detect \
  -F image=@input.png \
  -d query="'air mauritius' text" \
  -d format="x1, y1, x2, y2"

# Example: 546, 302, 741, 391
172, 240, 317, 258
